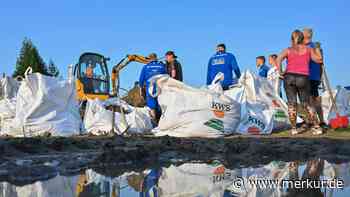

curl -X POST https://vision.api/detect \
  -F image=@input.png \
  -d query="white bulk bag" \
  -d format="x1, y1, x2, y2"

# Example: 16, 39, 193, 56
83, 98, 153, 135
0, 77, 20, 135
0, 76, 20, 99
10, 69, 81, 137
0, 98, 17, 135
225, 71, 290, 134
321, 87, 350, 125
150, 75, 241, 138
267, 66, 282, 97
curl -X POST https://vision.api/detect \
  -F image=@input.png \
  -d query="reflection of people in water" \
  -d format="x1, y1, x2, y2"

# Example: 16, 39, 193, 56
127, 169, 162, 197
76, 170, 119, 197
286, 159, 325, 197
141, 169, 162, 197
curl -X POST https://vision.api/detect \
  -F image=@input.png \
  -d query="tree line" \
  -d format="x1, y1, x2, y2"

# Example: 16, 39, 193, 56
12, 38, 60, 78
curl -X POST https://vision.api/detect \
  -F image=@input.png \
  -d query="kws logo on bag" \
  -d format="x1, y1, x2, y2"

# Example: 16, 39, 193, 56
211, 101, 231, 118
271, 99, 281, 108
245, 115, 266, 134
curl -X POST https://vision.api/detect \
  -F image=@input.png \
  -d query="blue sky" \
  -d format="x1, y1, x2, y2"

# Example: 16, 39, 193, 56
0, 0, 349, 89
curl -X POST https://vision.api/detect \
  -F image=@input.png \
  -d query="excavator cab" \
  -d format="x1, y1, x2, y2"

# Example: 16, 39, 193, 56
74, 52, 110, 101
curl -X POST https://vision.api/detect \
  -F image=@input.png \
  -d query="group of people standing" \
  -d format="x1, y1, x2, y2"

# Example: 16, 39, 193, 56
138, 27, 326, 135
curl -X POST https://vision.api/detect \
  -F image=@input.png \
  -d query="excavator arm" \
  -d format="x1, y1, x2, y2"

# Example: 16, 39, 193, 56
111, 54, 151, 96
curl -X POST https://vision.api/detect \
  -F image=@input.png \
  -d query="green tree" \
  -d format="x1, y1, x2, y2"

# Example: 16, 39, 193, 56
13, 38, 48, 78
46, 59, 60, 77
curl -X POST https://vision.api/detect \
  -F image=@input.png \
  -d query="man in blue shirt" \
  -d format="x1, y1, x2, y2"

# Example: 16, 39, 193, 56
303, 28, 326, 129
139, 53, 167, 124
256, 56, 270, 78
207, 43, 241, 90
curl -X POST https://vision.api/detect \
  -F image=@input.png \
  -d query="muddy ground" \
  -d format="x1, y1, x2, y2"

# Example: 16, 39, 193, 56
0, 129, 350, 185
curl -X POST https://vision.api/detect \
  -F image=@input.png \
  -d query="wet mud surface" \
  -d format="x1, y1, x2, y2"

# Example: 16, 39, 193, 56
0, 133, 350, 185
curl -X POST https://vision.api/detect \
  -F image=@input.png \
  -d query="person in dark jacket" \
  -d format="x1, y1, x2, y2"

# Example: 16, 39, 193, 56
207, 43, 241, 90
165, 51, 183, 81
139, 53, 167, 124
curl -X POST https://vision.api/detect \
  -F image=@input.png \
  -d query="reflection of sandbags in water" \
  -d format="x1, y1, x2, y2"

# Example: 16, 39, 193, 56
0, 182, 18, 197
228, 161, 289, 197
1, 175, 80, 197
136, 163, 241, 197
122, 85, 146, 107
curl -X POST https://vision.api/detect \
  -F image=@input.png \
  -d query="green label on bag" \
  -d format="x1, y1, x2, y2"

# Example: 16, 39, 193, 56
274, 110, 287, 120
204, 119, 224, 131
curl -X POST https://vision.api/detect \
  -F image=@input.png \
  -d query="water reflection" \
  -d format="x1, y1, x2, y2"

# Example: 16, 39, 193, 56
0, 159, 349, 197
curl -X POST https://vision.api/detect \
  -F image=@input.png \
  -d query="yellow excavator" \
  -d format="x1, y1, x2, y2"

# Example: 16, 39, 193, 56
74, 52, 152, 133
74, 52, 151, 102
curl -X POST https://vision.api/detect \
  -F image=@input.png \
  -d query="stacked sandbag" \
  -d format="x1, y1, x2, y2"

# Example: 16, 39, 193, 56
150, 75, 241, 138
225, 70, 290, 134
9, 69, 81, 137
83, 98, 153, 135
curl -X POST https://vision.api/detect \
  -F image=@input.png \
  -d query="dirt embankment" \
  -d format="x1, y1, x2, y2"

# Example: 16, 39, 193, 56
0, 133, 350, 185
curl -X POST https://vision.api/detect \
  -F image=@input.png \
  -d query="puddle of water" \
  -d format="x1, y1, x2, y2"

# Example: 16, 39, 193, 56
0, 159, 349, 197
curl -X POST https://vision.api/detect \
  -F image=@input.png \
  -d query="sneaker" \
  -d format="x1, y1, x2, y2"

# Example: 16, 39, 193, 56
319, 122, 329, 130
290, 128, 300, 135
298, 123, 309, 133
311, 126, 323, 135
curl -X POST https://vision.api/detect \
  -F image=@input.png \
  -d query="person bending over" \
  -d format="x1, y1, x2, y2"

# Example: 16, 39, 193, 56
139, 53, 167, 124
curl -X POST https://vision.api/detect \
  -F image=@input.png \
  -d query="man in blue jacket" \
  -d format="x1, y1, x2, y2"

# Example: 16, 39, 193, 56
139, 53, 167, 124
207, 43, 241, 90
256, 56, 270, 78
